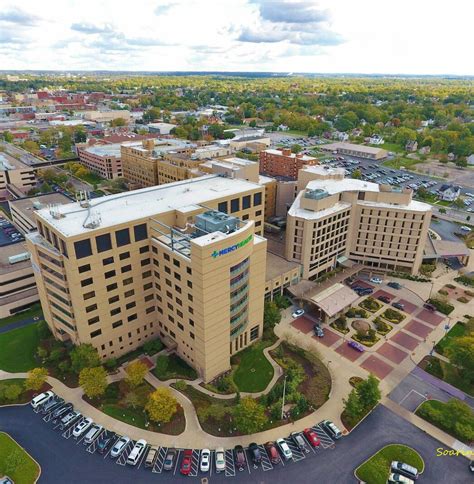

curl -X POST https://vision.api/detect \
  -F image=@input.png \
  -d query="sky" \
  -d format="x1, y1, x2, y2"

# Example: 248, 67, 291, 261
0, 0, 473, 75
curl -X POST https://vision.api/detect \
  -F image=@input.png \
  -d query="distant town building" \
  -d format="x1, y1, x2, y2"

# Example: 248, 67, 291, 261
77, 143, 123, 180
259, 148, 318, 180
147, 122, 177, 135
467, 154, 474, 165
369, 134, 384, 145
0, 149, 36, 200
438, 184, 461, 201
320, 142, 388, 160
82, 111, 131, 123
405, 140, 418, 152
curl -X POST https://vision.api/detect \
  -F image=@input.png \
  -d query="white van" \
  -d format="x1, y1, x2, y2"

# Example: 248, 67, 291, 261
84, 424, 104, 444
126, 439, 147, 466
30, 391, 54, 409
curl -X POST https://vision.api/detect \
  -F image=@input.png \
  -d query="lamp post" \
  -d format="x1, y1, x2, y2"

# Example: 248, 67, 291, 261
281, 374, 287, 420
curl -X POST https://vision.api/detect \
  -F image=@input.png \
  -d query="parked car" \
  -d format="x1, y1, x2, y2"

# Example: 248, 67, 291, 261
291, 432, 307, 451
388, 282, 402, 290
423, 303, 436, 312
276, 438, 292, 460
42, 397, 64, 414
97, 433, 116, 455
387, 473, 414, 484
392, 302, 405, 311
370, 277, 383, 284
355, 287, 373, 296
469, 460, 474, 472
163, 448, 178, 471
321, 420, 342, 440
313, 324, 324, 338
348, 340, 365, 352
73, 417, 93, 438
215, 447, 226, 473
292, 309, 305, 318
60, 411, 81, 428
127, 439, 147, 466
180, 449, 193, 475
460, 226, 471, 232
303, 428, 320, 447
248, 443, 262, 464
110, 436, 130, 458
378, 295, 391, 303
391, 461, 419, 480
200, 449, 211, 472
52, 403, 73, 419
84, 424, 104, 444
30, 391, 54, 409
264, 442, 280, 464
234, 445, 246, 469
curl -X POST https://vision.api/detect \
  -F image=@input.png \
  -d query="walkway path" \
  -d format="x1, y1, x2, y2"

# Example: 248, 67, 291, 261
0, 316, 42, 335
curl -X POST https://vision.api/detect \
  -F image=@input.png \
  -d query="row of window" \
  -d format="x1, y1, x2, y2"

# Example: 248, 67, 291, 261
217, 192, 262, 215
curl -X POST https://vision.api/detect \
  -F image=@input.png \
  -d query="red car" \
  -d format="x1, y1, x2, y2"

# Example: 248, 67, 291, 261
303, 428, 320, 447
180, 449, 193, 475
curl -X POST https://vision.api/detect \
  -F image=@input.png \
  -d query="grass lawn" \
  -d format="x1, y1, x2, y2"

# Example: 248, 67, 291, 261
0, 322, 43, 372
370, 142, 404, 153
0, 303, 43, 330
435, 322, 467, 355
0, 432, 40, 484
153, 354, 198, 381
355, 444, 424, 484
231, 341, 274, 392
383, 157, 422, 170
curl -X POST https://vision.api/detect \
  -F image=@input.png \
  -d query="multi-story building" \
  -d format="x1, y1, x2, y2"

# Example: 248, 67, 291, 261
285, 167, 431, 279
0, 243, 38, 318
0, 151, 36, 200
320, 142, 388, 160
121, 139, 195, 187
259, 148, 318, 179
26, 175, 267, 382
76, 143, 123, 180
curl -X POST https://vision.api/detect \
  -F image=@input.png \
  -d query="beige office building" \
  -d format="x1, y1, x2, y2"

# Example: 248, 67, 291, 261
286, 166, 431, 279
26, 176, 267, 382
320, 142, 388, 160
0, 151, 36, 200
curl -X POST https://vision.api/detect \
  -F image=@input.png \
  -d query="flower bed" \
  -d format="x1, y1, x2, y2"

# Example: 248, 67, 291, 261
381, 308, 405, 324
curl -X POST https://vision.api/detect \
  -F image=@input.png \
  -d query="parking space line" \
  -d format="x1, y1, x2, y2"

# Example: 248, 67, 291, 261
284, 438, 306, 462
312, 424, 335, 449
399, 389, 426, 406
116, 440, 135, 466
75, 433, 87, 446
209, 450, 214, 477
173, 450, 181, 475
301, 433, 318, 454
104, 436, 120, 459
86, 438, 98, 454
225, 449, 236, 477
136, 444, 149, 470
258, 445, 273, 472
152, 446, 167, 473
244, 449, 251, 474
189, 449, 200, 477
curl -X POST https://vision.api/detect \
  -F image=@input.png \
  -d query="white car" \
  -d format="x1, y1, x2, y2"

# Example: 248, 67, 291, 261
370, 277, 383, 284
215, 447, 225, 473
30, 391, 54, 409
387, 473, 414, 484
460, 226, 472, 232
291, 309, 305, 318
72, 417, 93, 438
84, 424, 104, 444
127, 439, 147, 466
110, 436, 131, 458
200, 448, 211, 472
276, 438, 292, 460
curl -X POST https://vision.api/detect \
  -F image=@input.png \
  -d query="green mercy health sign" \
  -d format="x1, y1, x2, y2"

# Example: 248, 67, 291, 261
211, 234, 253, 258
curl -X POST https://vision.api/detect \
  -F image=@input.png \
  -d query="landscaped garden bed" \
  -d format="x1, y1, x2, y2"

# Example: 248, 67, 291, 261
0, 379, 51, 406
381, 308, 405, 324
355, 444, 424, 484
373, 316, 392, 335
330, 317, 350, 334
359, 297, 382, 313
345, 307, 368, 319
428, 297, 454, 315
153, 353, 198, 381
351, 320, 379, 347
416, 399, 474, 444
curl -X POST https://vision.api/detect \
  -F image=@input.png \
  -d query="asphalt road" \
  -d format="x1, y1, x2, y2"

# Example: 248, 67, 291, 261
0, 404, 471, 483
430, 218, 464, 242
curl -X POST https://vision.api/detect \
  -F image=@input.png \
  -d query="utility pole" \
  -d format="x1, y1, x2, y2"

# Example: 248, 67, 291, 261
281, 375, 287, 420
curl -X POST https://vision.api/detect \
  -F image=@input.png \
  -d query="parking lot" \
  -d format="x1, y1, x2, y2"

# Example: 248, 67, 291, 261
0, 216, 24, 246
26, 396, 341, 481
2, 403, 472, 483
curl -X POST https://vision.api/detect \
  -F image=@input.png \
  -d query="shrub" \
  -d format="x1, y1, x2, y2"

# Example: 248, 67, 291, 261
465, 291, 474, 297
429, 298, 455, 315
360, 297, 381, 312
174, 380, 187, 392
439, 289, 448, 296
457, 297, 469, 303
383, 308, 404, 323
104, 358, 117, 370
446, 284, 456, 289
143, 339, 164, 355
455, 275, 474, 288
374, 317, 391, 334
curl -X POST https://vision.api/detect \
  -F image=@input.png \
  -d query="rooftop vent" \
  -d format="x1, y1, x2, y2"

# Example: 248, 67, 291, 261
194, 210, 239, 235
49, 204, 64, 219
304, 188, 329, 200
84, 210, 101, 229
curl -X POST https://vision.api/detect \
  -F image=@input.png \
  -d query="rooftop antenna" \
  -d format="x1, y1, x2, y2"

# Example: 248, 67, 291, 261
84, 210, 101, 229
79, 191, 90, 208
49, 204, 64, 219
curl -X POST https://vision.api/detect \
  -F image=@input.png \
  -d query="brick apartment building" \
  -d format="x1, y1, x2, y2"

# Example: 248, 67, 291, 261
259, 148, 318, 179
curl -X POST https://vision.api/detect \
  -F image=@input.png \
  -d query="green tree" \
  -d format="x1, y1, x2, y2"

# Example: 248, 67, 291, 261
291, 144, 302, 154
3, 131, 13, 142
343, 388, 364, 420
352, 169, 362, 179
233, 397, 266, 434
146, 387, 178, 423
125, 360, 148, 388
70, 344, 100, 374
263, 301, 281, 329
357, 374, 381, 410
25, 367, 48, 391
110, 117, 127, 127
79, 366, 108, 399
3, 383, 23, 401
123, 391, 142, 409
446, 337, 474, 380
453, 198, 465, 209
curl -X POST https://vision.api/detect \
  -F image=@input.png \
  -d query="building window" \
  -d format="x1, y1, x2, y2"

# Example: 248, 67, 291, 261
95, 233, 112, 253
79, 264, 90, 273
121, 265, 131, 273
110, 307, 121, 316
108, 295, 119, 304
103, 257, 114, 266
139, 245, 149, 254
112, 321, 123, 329
115, 228, 130, 247
134, 223, 148, 242
141, 258, 151, 266
123, 277, 133, 285
88, 316, 99, 325
105, 270, 116, 279
81, 277, 93, 287
143, 270, 152, 278
218, 201, 228, 213
126, 301, 136, 310
173, 258, 180, 268
124, 289, 135, 298
242, 195, 251, 209
190, 332, 195, 340
83, 291, 95, 300
106, 283, 118, 292
85, 304, 97, 313
146, 306, 154, 314
74, 239, 92, 259
128, 314, 137, 322
119, 251, 130, 260
250, 325, 259, 341
253, 192, 262, 206
90, 329, 102, 338
230, 198, 240, 213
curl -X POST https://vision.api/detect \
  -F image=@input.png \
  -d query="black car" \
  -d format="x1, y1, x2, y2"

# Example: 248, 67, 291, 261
97, 432, 116, 454
234, 445, 246, 469
248, 442, 262, 464
378, 295, 391, 304
388, 282, 402, 290
392, 302, 405, 311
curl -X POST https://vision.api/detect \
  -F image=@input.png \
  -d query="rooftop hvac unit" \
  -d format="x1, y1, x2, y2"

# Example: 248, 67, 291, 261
194, 210, 239, 234
9, 252, 30, 264
32, 200, 43, 210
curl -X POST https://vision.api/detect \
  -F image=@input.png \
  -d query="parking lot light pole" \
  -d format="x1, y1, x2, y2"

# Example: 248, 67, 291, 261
281, 375, 287, 420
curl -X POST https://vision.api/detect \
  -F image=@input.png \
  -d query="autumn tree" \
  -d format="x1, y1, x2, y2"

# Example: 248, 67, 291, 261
146, 388, 178, 423
71, 344, 100, 374
125, 360, 148, 388
25, 367, 48, 391
233, 397, 266, 434
79, 366, 108, 399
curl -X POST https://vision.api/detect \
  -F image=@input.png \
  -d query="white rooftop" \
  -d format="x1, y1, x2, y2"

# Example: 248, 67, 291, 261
35, 175, 262, 238
84, 143, 122, 158
305, 177, 379, 196
264, 149, 316, 161
300, 165, 345, 177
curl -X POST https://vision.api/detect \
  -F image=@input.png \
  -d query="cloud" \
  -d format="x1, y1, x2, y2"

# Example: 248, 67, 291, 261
154, 1, 174, 15
0, 7, 40, 26
257, 1, 330, 24
71, 22, 114, 34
